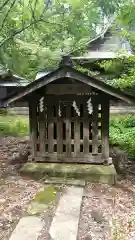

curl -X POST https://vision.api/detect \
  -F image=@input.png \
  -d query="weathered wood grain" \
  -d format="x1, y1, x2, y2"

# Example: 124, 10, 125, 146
29, 99, 37, 159
92, 102, 98, 154
101, 99, 110, 164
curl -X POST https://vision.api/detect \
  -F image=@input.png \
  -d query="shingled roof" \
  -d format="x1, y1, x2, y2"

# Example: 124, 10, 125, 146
0, 65, 28, 87
3, 65, 135, 107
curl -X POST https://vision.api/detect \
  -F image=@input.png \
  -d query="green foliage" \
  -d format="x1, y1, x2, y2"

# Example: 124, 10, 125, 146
0, 115, 29, 136
98, 56, 135, 90
99, 59, 125, 77
0, 0, 122, 79
119, 115, 135, 128
118, 0, 135, 28
94, 1, 135, 91
0, 108, 7, 115
76, 57, 135, 91
75, 65, 100, 77
110, 115, 135, 156
103, 1, 135, 90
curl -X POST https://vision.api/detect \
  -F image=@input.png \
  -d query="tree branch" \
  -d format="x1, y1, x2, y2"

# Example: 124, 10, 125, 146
0, 0, 11, 11
40, 0, 60, 19
28, 0, 38, 21
0, 0, 67, 49
0, 20, 41, 48
0, 0, 16, 32
33, 0, 38, 13
0, 18, 63, 48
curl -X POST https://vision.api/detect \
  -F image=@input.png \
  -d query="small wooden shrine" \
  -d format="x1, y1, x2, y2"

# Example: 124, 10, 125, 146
4, 59, 135, 165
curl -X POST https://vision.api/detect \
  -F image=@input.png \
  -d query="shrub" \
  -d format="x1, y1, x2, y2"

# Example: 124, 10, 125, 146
0, 115, 29, 136
110, 115, 135, 156
121, 115, 135, 128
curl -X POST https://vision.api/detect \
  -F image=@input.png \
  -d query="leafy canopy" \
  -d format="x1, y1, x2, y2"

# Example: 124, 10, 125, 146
0, 0, 122, 79
100, 0, 135, 91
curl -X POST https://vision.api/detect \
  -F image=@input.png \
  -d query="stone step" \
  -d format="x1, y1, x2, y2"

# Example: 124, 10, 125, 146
49, 186, 83, 240
45, 177, 86, 187
9, 216, 44, 240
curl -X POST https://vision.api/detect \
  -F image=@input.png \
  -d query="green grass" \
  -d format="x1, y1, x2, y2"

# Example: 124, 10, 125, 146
0, 115, 29, 136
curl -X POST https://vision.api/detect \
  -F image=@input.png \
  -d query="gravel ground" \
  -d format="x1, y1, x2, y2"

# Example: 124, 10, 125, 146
77, 181, 135, 240
1, 136, 135, 240
0, 174, 45, 240
0, 136, 42, 240
0, 136, 62, 240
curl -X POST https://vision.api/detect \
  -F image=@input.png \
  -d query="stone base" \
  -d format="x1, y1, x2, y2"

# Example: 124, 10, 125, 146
20, 163, 117, 185
45, 177, 86, 187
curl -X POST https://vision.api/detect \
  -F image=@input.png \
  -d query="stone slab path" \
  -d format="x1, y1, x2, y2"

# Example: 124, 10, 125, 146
49, 186, 83, 240
9, 186, 84, 240
9, 217, 44, 240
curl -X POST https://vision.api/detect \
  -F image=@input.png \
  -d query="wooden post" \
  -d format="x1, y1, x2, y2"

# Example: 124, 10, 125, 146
83, 104, 89, 154
74, 112, 80, 156
92, 102, 98, 155
101, 98, 110, 164
66, 104, 71, 156
29, 98, 38, 160
48, 104, 54, 153
57, 104, 63, 155
39, 98, 46, 155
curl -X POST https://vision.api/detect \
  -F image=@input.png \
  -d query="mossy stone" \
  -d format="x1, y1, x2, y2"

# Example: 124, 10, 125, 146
34, 186, 57, 204
27, 201, 47, 215
27, 186, 58, 215
21, 163, 117, 184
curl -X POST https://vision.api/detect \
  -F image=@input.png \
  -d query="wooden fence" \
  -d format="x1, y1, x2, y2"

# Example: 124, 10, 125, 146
7, 106, 135, 116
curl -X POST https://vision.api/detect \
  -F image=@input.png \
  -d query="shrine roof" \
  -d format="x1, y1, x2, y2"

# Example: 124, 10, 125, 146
3, 65, 135, 105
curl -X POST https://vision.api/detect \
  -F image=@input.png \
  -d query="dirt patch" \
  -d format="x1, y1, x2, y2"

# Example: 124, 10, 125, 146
77, 182, 135, 240
0, 136, 41, 239
110, 146, 128, 174
0, 175, 44, 240
0, 136, 63, 240
1, 136, 135, 239
0, 136, 30, 171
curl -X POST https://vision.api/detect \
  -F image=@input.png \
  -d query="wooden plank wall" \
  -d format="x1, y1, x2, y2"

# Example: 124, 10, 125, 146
33, 95, 104, 163
29, 99, 38, 159
101, 98, 110, 163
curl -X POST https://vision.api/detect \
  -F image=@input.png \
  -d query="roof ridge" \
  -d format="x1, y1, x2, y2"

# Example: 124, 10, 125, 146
70, 15, 115, 56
